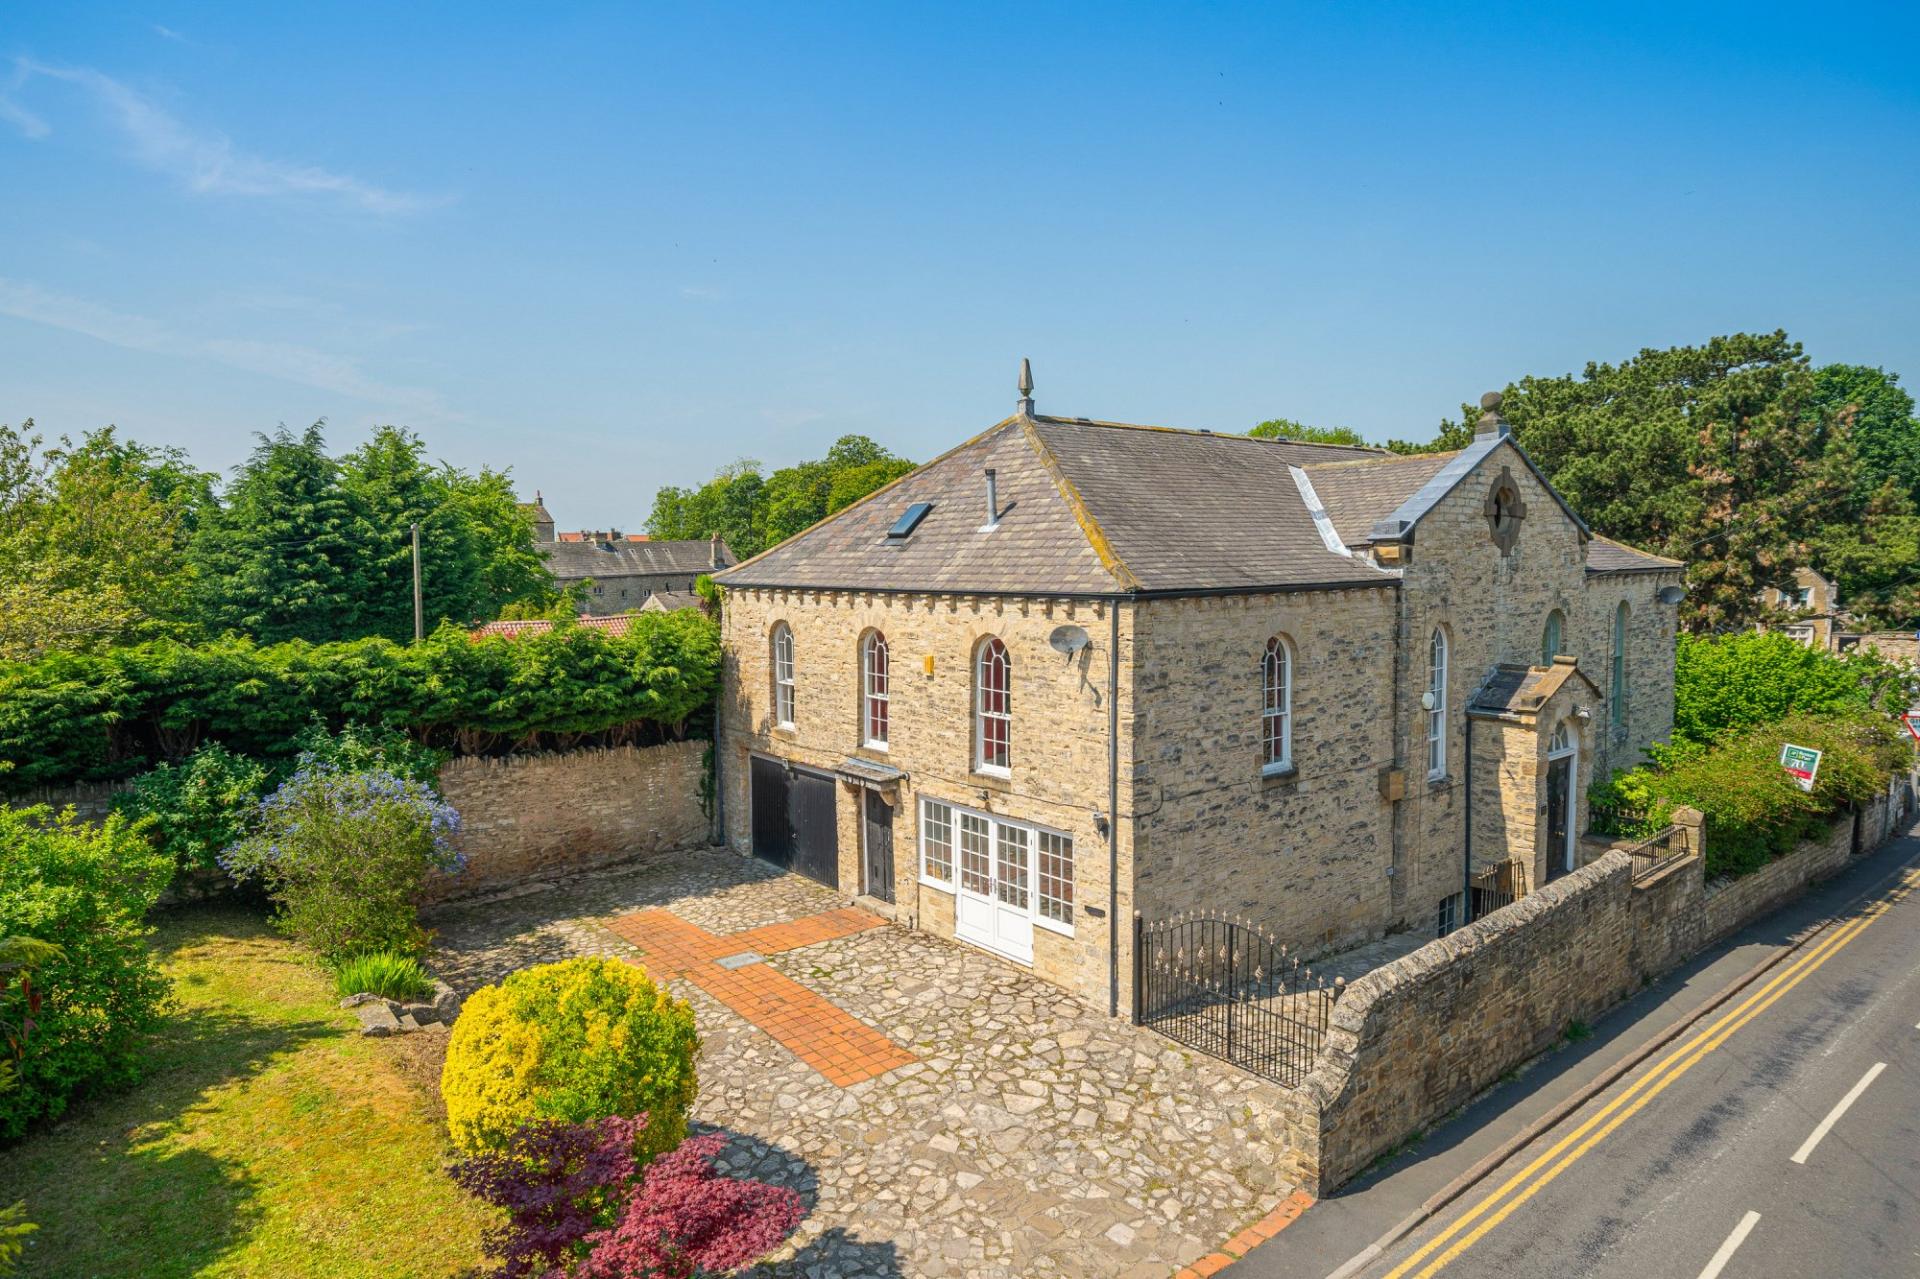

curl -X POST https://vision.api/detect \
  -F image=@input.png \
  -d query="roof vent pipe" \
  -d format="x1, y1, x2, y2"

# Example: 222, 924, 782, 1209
984, 468, 1000, 529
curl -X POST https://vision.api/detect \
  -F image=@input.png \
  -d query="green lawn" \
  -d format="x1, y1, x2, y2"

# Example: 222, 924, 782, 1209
0, 905, 493, 1278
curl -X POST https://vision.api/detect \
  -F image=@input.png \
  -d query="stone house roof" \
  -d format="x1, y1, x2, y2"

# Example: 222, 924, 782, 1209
640, 591, 704, 613
1585, 535, 1684, 576
469, 614, 641, 640
715, 414, 1678, 598
1467, 658, 1605, 723
543, 537, 736, 583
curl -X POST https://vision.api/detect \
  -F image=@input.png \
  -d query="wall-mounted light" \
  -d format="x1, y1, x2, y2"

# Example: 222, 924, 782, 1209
1419, 690, 1438, 711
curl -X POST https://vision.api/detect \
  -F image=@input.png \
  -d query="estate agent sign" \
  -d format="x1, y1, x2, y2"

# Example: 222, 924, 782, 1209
1780, 742, 1823, 793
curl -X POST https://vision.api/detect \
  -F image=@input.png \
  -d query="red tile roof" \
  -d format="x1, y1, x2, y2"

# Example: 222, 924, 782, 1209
469, 614, 641, 640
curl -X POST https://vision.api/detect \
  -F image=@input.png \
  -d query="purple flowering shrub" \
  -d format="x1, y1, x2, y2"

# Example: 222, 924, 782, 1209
221, 761, 463, 961
452, 1115, 804, 1279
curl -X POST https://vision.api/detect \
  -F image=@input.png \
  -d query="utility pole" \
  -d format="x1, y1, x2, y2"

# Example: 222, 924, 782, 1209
411, 521, 424, 642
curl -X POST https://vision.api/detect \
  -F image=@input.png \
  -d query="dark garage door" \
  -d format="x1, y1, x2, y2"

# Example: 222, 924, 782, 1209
749, 756, 839, 890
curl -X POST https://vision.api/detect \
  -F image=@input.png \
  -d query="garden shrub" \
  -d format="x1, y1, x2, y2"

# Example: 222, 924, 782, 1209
221, 763, 463, 962
442, 958, 698, 1161
573, 1128, 804, 1279
286, 720, 448, 789
0, 609, 721, 793
1671, 631, 1911, 750
111, 743, 270, 874
332, 951, 435, 1003
1601, 708, 1910, 879
0, 808, 171, 1139
450, 1111, 802, 1279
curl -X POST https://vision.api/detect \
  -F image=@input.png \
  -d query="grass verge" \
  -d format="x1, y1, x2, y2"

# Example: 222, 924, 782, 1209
0, 903, 491, 1278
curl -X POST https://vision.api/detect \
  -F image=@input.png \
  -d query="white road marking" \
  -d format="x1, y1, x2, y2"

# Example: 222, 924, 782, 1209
1791, 1062, 1887, 1165
1697, 1211, 1761, 1279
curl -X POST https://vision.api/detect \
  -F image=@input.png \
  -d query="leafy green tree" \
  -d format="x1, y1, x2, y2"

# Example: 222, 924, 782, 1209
647, 435, 914, 557
1669, 630, 1907, 747
1497, 333, 1866, 630
1249, 418, 1367, 446
0, 423, 206, 659
1385, 408, 1475, 455
189, 424, 360, 644
1810, 364, 1920, 507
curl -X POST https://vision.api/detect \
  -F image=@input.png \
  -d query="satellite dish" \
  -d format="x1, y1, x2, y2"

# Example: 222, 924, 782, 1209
1048, 624, 1090, 656
1656, 584, 1688, 606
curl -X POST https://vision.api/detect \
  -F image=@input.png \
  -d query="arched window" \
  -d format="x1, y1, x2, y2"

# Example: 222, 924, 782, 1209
1541, 609, 1565, 665
770, 623, 795, 727
861, 631, 889, 748
975, 637, 1011, 773
1610, 602, 1629, 729
1549, 721, 1572, 755
1427, 627, 1448, 777
1262, 636, 1293, 772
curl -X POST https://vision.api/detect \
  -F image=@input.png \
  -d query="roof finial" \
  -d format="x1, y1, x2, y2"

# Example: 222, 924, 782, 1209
1017, 358, 1035, 416
1476, 390, 1511, 440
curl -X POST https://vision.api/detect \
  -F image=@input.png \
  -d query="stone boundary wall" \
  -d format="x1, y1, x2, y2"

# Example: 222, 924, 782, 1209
1299, 765, 1919, 1192
427, 741, 710, 902
5, 779, 133, 822
1305, 854, 1638, 1191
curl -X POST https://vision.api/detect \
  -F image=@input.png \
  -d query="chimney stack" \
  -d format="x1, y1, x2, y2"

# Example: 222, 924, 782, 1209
984, 468, 1000, 529
1475, 391, 1511, 440
710, 532, 722, 568
1016, 358, 1035, 416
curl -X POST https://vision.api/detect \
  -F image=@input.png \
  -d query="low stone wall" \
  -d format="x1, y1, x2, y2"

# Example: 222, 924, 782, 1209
1306, 854, 1638, 1190
1300, 768, 1919, 1192
428, 741, 711, 902
4, 779, 133, 822
1701, 814, 1853, 943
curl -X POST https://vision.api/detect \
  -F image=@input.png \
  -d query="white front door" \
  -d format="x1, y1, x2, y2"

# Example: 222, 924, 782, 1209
953, 811, 1034, 964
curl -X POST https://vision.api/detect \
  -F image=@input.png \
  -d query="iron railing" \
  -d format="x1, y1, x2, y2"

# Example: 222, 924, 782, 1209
1588, 799, 1661, 840
1620, 824, 1684, 883
1132, 912, 1341, 1088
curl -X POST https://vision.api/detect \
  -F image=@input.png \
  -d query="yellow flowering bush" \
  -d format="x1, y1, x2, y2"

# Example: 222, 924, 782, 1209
441, 957, 698, 1161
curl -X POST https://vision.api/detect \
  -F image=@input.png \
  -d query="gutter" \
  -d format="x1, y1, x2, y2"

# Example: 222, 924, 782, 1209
1107, 599, 1122, 1018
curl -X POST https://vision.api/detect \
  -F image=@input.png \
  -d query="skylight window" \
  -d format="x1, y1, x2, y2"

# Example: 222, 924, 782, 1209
887, 502, 933, 539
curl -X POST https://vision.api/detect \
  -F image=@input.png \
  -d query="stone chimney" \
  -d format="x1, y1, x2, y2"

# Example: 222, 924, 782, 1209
709, 533, 723, 568
1475, 391, 1512, 440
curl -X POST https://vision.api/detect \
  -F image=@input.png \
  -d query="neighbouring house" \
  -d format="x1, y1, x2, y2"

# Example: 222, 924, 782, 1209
711, 371, 1685, 1013
470, 614, 642, 640
524, 491, 737, 615
1760, 566, 1844, 649
641, 590, 705, 614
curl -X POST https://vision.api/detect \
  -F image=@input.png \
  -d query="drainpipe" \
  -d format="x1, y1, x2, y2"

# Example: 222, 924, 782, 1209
1461, 713, 1474, 925
1107, 600, 1122, 1018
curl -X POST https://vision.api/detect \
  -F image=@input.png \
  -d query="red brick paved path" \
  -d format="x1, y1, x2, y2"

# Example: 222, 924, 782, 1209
605, 906, 917, 1087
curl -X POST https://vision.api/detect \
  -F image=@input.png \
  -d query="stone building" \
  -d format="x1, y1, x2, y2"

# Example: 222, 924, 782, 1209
1760, 566, 1844, 650
525, 492, 737, 615
712, 375, 1684, 1013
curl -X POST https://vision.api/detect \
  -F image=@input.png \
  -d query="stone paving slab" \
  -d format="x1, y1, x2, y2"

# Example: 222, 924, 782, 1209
429, 846, 1304, 1278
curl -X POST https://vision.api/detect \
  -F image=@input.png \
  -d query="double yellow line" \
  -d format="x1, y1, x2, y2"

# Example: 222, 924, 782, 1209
1380, 865, 1920, 1279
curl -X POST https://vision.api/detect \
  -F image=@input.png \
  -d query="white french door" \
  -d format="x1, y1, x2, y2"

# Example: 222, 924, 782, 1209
952, 811, 1034, 964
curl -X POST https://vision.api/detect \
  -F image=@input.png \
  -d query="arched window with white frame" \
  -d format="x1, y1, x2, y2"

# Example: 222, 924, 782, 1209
770, 622, 795, 728
861, 630, 889, 748
1427, 627, 1448, 777
975, 636, 1011, 774
1262, 635, 1294, 773
1542, 609, 1565, 665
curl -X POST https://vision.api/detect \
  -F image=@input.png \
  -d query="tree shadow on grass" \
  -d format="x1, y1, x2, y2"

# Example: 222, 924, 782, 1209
3, 905, 340, 1278
696, 1124, 905, 1278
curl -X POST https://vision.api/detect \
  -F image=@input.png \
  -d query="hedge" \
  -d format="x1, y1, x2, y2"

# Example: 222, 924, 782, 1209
1593, 709, 1912, 879
0, 611, 720, 794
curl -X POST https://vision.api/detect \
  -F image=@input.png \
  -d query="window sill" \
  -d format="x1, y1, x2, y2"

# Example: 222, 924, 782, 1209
1035, 916, 1074, 939
919, 876, 955, 894
1427, 771, 1451, 789
771, 724, 798, 738
970, 768, 1012, 791
1260, 765, 1299, 792
857, 741, 890, 757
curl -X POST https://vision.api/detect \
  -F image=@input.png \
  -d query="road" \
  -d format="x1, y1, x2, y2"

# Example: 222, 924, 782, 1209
1229, 824, 1920, 1279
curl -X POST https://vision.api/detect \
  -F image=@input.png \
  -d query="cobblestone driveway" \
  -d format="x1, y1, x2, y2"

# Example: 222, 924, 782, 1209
430, 848, 1301, 1279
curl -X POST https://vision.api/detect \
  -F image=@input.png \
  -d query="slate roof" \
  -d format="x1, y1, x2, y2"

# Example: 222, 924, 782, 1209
469, 614, 640, 640
1586, 534, 1684, 575
640, 591, 704, 613
542, 537, 735, 582
714, 413, 1681, 597
1297, 452, 1458, 549
1467, 659, 1603, 722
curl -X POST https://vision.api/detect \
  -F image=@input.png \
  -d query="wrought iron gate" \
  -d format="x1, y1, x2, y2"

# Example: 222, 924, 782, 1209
1132, 912, 1341, 1088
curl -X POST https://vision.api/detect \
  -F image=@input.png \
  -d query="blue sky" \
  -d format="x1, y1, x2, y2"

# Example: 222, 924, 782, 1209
3, 3, 1917, 528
